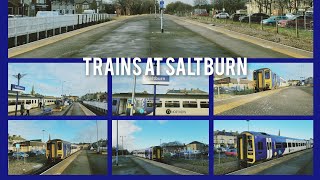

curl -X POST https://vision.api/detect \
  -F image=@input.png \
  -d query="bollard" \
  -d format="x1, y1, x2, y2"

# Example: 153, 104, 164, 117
261, 16, 263, 30
276, 20, 279, 34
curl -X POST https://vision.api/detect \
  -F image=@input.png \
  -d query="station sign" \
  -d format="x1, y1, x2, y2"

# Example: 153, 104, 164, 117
160, 0, 164, 9
142, 75, 169, 85
11, 84, 25, 92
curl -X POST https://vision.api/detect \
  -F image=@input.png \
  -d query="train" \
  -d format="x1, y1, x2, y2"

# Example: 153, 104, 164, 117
46, 139, 80, 162
132, 146, 164, 162
8, 94, 57, 113
112, 97, 209, 116
237, 131, 313, 167
253, 68, 287, 92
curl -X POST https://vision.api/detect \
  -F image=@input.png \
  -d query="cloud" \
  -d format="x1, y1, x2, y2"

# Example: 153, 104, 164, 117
112, 120, 141, 151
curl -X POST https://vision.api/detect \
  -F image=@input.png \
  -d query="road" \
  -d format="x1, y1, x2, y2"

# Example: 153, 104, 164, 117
62, 150, 107, 175
10, 15, 291, 58
215, 86, 313, 115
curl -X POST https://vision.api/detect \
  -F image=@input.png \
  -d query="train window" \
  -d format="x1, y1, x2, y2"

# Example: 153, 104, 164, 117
265, 71, 270, 79
8, 100, 16, 106
165, 101, 180, 108
156, 101, 162, 107
57, 142, 62, 150
47, 144, 51, 150
283, 142, 287, 148
288, 142, 292, 147
183, 101, 197, 108
258, 142, 263, 150
200, 101, 209, 108
112, 100, 117, 106
293, 143, 296, 147
275, 142, 282, 149
247, 137, 253, 151
253, 72, 257, 80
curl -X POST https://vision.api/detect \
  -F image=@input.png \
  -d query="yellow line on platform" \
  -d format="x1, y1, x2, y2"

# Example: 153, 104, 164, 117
214, 89, 283, 115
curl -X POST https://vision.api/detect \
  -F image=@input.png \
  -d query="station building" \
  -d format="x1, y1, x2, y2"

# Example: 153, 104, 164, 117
214, 131, 238, 149
12, 140, 46, 152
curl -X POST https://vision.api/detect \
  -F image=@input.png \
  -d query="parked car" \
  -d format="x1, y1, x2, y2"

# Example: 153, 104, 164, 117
239, 13, 269, 23
215, 147, 227, 153
261, 16, 288, 25
225, 148, 237, 156
230, 13, 246, 21
278, 15, 313, 28
12, 152, 29, 158
214, 12, 230, 19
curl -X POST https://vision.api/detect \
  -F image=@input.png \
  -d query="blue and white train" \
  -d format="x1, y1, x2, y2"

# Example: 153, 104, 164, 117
132, 146, 163, 161
237, 131, 313, 167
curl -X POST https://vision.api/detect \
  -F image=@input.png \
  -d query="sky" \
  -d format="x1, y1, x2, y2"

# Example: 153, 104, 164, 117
214, 120, 313, 140
8, 63, 107, 97
112, 63, 209, 94
8, 120, 107, 144
112, 120, 208, 151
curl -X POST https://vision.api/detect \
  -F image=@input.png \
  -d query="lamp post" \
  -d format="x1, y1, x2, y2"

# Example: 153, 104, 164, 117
96, 120, 99, 153
42, 130, 46, 142
116, 120, 119, 166
120, 136, 126, 156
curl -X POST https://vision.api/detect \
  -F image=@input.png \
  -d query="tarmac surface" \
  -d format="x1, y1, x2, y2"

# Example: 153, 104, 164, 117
9, 15, 293, 58
215, 86, 313, 115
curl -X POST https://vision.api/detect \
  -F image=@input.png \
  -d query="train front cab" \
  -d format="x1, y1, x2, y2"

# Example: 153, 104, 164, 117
253, 68, 272, 92
46, 140, 64, 162
237, 133, 255, 167
152, 146, 163, 162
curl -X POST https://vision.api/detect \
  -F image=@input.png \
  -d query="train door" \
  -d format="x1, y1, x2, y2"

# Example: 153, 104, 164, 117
266, 138, 272, 159
258, 71, 264, 90
48, 143, 56, 160
237, 134, 247, 167
118, 99, 127, 114
256, 139, 266, 161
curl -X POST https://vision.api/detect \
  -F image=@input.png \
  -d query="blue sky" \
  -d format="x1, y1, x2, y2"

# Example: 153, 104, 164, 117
112, 63, 209, 94
8, 120, 107, 144
112, 120, 208, 151
214, 120, 313, 140
230, 63, 313, 81
8, 63, 107, 97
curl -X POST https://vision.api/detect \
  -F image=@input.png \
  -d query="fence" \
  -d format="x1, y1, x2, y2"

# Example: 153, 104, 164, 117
8, 14, 116, 47
83, 101, 107, 113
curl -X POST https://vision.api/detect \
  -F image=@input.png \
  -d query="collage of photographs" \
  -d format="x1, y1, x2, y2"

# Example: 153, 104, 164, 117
5, 0, 316, 178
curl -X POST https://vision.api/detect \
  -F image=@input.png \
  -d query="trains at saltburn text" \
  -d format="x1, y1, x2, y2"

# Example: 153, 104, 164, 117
237, 131, 313, 167
132, 146, 164, 162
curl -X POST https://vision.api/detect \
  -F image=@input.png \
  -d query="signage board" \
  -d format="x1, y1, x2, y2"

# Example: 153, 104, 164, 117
142, 75, 169, 85
160, 0, 164, 9
11, 84, 25, 92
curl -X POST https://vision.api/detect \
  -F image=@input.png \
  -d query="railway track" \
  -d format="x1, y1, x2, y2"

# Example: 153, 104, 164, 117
25, 150, 81, 175
81, 103, 106, 116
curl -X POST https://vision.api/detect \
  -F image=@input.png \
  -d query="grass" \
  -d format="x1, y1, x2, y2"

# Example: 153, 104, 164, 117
163, 156, 209, 174
189, 16, 313, 51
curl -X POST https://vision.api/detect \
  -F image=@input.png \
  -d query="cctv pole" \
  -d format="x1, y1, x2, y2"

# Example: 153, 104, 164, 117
160, 0, 164, 33
130, 71, 136, 116
116, 120, 119, 166
154, 0, 157, 19
96, 120, 99, 153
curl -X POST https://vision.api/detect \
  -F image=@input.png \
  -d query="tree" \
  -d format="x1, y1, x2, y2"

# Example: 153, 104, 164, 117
90, 0, 98, 11
212, 0, 246, 14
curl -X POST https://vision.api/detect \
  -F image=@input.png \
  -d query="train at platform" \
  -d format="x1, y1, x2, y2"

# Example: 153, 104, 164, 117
46, 139, 80, 162
112, 97, 209, 116
253, 68, 287, 92
132, 146, 164, 162
237, 131, 313, 167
